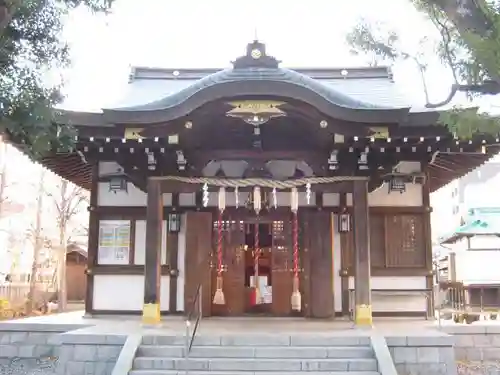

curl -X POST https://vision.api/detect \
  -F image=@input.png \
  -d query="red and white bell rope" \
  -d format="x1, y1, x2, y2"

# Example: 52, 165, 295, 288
251, 187, 261, 305
213, 187, 226, 305
252, 218, 261, 305
290, 187, 301, 311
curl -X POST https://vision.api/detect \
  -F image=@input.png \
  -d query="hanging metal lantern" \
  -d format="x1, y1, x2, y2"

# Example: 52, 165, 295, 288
388, 177, 406, 194
338, 212, 351, 233
101, 170, 128, 194
167, 213, 181, 233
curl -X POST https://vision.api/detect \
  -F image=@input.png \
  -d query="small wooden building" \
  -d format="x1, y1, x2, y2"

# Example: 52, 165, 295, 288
66, 244, 87, 302
38, 41, 498, 325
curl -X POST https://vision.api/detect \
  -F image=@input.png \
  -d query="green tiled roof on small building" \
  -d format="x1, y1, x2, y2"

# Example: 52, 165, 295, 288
440, 208, 500, 244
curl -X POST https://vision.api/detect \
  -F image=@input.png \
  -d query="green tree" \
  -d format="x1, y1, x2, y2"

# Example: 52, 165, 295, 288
415, 0, 500, 85
346, 1, 500, 138
0, 0, 113, 158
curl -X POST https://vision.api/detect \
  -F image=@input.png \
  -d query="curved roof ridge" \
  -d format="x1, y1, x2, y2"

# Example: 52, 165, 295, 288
107, 66, 401, 114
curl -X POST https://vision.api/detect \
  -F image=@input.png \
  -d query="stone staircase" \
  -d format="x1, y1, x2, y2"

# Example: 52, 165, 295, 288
128, 334, 380, 375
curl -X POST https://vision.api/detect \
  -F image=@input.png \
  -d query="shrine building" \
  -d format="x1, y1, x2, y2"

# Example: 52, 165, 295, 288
39, 41, 499, 325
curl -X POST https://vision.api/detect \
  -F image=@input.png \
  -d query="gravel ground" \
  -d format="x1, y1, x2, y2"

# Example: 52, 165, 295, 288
0, 358, 56, 375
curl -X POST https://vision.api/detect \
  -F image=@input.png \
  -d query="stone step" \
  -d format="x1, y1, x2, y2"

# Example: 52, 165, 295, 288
129, 371, 381, 375
137, 345, 374, 359
141, 336, 371, 347
133, 357, 378, 372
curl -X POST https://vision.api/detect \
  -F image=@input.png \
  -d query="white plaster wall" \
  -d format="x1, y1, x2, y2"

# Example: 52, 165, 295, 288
98, 161, 173, 206
348, 276, 427, 312
324, 193, 340, 206
92, 274, 170, 311
98, 161, 423, 208
349, 161, 423, 207
455, 251, 500, 285
99, 161, 124, 176
469, 235, 500, 250
97, 182, 172, 206
134, 220, 168, 265
345, 183, 423, 207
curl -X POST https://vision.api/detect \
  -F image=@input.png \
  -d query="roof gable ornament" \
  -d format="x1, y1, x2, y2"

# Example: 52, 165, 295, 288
232, 40, 280, 69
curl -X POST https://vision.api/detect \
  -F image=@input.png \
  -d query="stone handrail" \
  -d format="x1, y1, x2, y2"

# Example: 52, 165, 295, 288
111, 334, 143, 375
370, 334, 399, 375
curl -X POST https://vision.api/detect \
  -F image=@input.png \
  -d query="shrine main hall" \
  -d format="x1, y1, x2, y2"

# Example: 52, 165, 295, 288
40, 41, 497, 325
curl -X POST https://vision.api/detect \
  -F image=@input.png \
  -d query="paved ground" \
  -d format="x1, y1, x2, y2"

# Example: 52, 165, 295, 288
1, 310, 447, 336
457, 361, 500, 374
0, 358, 56, 375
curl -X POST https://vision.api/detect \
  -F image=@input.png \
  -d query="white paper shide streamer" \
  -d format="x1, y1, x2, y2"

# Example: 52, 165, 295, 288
202, 183, 209, 207
235, 186, 239, 208
306, 183, 311, 205
290, 187, 299, 213
218, 187, 226, 212
253, 186, 261, 214
272, 188, 278, 209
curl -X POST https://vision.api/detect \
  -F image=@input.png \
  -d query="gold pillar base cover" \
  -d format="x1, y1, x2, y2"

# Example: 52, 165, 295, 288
355, 304, 373, 327
142, 303, 161, 325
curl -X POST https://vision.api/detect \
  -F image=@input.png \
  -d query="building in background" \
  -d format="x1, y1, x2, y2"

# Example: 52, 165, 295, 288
436, 207, 500, 310
431, 161, 500, 242
431, 160, 500, 244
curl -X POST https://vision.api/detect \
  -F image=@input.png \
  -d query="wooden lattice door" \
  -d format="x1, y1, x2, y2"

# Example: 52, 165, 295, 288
211, 214, 245, 316
184, 211, 212, 318
271, 219, 294, 316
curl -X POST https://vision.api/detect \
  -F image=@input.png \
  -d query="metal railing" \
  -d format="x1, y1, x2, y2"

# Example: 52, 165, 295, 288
184, 283, 202, 375
435, 283, 500, 325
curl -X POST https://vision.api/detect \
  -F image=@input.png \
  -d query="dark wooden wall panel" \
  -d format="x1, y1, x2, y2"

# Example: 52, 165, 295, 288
184, 211, 212, 317
308, 211, 334, 318
370, 214, 386, 268
385, 215, 426, 268
342, 212, 426, 272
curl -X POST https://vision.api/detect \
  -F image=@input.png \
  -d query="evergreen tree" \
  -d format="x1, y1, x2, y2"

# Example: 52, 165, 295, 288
0, 0, 113, 158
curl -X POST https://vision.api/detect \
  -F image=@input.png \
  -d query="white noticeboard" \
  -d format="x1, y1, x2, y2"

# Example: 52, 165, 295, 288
98, 220, 131, 265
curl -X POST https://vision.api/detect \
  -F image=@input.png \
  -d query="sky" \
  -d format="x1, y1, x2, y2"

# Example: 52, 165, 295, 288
59, 0, 500, 112
39, 0, 500, 243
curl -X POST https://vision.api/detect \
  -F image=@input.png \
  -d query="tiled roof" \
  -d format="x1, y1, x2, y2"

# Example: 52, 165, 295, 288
440, 212, 500, 244
110, 66, 411, 110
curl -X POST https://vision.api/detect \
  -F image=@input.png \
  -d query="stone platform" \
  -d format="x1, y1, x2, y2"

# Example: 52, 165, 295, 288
0, 312, 476, 375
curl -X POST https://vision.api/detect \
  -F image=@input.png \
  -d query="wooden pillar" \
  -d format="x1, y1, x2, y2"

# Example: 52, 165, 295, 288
449, 252, 457, 282
142, 178, 163, 324
85, 162, 99, 316
422, 167, 435, 318
353, 180, 372, 326
168, 193, 180, 313
339, 193, 350, 317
